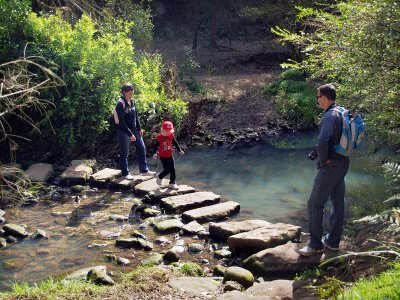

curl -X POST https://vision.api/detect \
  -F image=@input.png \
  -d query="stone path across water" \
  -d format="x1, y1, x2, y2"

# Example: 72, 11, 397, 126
6, 161, 333, 299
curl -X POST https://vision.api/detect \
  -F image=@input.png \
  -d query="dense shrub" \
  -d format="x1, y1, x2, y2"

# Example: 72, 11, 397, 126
264, 69, 316, 128
19, 11, 187, 155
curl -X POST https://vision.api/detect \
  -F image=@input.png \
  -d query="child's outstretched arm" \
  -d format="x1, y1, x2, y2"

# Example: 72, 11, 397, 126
173, 136, 184, 155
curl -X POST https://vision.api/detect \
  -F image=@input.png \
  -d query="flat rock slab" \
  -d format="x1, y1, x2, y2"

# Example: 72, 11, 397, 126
246, 280, 318, 300
160, 191, 221, 213
209, 219, 272, 242
90, 168, 121, 187
228, 223, 301, 254
217, 291, 274, 300
151, 185, 196, 200
168, 277, 221, 296
61, 164, 93, 186
110, 175, 151, 190
243, 242, 341, 277
25, 163, 54, 182
2, 224, 29, 238
182, 201, 240, 224
135, 178, 195, 197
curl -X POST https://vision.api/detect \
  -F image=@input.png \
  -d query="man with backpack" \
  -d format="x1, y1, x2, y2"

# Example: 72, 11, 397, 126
299, 83, 350, 256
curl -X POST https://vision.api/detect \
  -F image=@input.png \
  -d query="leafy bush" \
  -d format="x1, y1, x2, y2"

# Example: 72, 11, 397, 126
0, 0, 31, 62
21, 11, 187, 155
264, 70, 316, 128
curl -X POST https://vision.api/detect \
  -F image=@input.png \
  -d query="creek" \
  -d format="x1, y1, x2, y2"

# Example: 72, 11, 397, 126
0, 132, 389, 291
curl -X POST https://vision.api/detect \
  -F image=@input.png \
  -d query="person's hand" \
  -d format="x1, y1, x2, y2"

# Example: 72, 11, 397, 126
139, 130, 143, 137
152, 153, 158, 160
129, 135, 136, 142
179, 150, 185, 155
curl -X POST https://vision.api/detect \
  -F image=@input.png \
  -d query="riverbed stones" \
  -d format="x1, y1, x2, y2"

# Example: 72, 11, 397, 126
65, 265, 107, 281
115, 238, 153, 251
0, 237, 6, 248
2, 223, 29, 239
163, 250, 180, 263
116, 257, 130, 266
182, 201, 240, 223
168, 277, 221, 296
154, 218, 184, 233
243, 242, 338, 276
24, 163, 54, 182
71, 185, 85, 193
33, 229, 47, 239
227, 223, 301, 254
160, 191, 221, 213
209, 219, 272, 242
61, 161, 94, 186
188, 243, 204, 254
87, 269, 115, 286
223, 266, 254, 289
140, 253, 164, 267
181, 220, 205, 235
213, 265, 227, 277
0, 209, 5, 217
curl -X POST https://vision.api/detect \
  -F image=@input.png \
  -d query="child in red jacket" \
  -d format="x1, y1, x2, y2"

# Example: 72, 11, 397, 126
152, 121, 184, 189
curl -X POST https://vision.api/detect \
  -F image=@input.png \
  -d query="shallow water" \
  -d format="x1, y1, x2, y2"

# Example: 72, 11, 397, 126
0, 132, 389, 291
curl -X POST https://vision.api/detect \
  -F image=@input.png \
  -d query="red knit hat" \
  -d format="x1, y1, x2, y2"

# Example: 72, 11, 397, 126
162, 121, 174, 133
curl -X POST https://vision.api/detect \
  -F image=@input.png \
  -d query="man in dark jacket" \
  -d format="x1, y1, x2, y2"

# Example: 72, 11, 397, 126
299, 84, 349, 256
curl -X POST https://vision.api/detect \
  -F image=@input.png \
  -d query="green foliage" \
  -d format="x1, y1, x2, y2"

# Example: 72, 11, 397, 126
382, 161, 400, 222
339, 262, 400, 300
19, 11, 187, 155
272, 0, 400, 148
179, 47, 200, 80
314, 277, 346, 299
185, 79, 212, 96
103, 0, 154, 50
264, 69, 316, 128
295, 267, 321, 281
0, 276, 104, 299
0, 0, 31, 61
180, 262, 204, 277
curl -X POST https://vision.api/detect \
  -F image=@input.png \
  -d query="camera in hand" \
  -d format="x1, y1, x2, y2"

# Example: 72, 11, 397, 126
308, 146, 318, 160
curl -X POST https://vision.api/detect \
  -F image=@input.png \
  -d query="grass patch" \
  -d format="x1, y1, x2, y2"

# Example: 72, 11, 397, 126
264, 69, 317, 128
185, 78, 212, 96
295, 268, 322, 281
179, 262, 204, 277
339, 262, 400, 300
0, 277, 105, 299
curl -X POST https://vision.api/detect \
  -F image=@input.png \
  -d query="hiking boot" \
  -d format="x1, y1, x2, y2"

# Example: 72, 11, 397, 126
156, 175, 162, 186
298, 245, 324, 256
323, 239, 340, 251
140, 171, 156, 176
124, 174, 134, 180
168, 183, 178, 190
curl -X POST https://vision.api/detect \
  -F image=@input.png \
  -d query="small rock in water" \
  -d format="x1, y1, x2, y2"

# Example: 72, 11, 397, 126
34, 229, 47, 239
116, 257, 130, 266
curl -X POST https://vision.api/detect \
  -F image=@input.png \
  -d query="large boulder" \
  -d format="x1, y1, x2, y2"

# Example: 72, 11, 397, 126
223, 266, 254, 289
25, 163, 54, 182
243, 242, 339, 276
228, 223, 301, 254
209, 219, 271, 242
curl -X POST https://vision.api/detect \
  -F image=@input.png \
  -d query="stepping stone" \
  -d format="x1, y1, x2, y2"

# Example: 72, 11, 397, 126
209, 219, 272, 242
89, 168, 121, 188
60, 161, 94, 186
182, 201, 240, 224
243, 242, 341, 277
227, 223, 301, 254
135, 178, 195, 198
150, 185, 196, 201
154, 219, 184, 234
160, 191, 220, 213
25, 163, 54, 182
110, 174, 154, 191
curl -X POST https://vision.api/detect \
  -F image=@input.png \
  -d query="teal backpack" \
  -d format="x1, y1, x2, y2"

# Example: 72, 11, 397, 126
331, 106, 366, 157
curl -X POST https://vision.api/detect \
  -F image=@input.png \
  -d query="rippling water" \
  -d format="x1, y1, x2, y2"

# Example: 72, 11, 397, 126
0, 132, 389, 291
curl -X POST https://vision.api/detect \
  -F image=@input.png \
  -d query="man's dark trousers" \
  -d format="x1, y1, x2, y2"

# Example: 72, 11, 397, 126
307, 162, 350, 250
